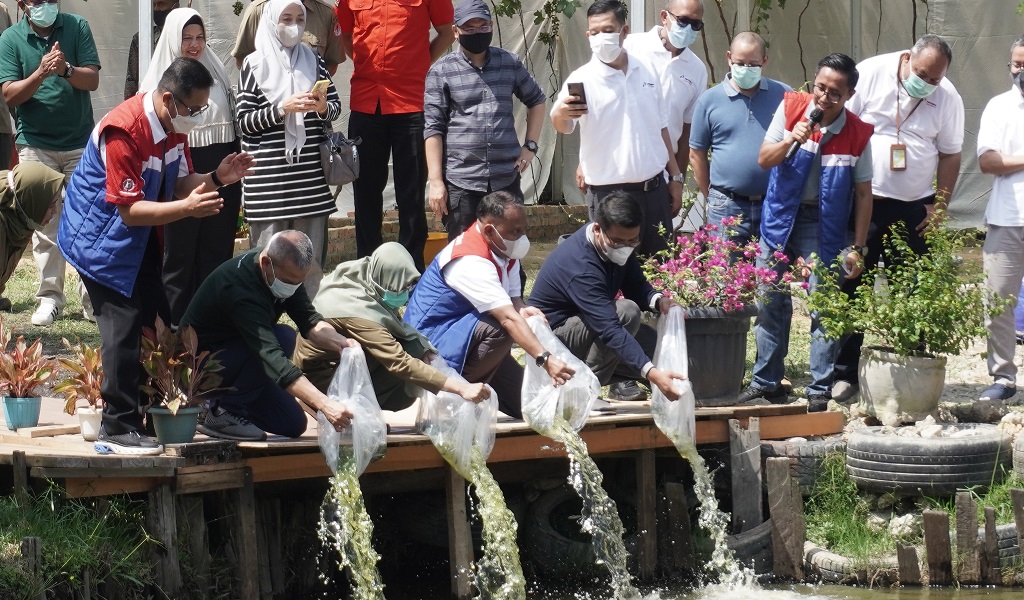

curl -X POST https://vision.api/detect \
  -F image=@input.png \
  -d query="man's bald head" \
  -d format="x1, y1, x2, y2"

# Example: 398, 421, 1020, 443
265, 230, 314, 270
666, 0, 704, 14
731, 31, 767, 57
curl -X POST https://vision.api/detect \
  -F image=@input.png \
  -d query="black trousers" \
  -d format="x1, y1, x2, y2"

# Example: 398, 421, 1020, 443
162, 142, 242, 327
444, 175, 522, 241
834, 197, 930, 384
81, 235, 170, 436
350, 107, 428, 271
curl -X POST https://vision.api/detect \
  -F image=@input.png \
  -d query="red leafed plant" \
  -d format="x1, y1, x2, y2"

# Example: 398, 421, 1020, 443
0, 317, 57, 399
53, 337, 103, 415
140, 316, 225, 416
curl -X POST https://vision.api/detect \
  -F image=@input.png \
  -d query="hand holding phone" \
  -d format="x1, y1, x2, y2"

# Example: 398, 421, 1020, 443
567, 82, 587, 106
310, 79, 330, 96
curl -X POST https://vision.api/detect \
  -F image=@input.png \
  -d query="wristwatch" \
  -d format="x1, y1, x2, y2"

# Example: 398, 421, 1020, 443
535, 351, 551, 367
523, 140, 539, 153
669, 173, 685, 183
852, 244, 868, 257
62, 62, 74, 79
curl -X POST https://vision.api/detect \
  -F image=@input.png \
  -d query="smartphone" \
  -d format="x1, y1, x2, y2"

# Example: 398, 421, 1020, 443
310, 79, 331, 95
566, 82, 587, 106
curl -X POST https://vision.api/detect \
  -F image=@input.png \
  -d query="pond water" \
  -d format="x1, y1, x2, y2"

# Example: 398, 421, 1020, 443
528, 583, 1022, 600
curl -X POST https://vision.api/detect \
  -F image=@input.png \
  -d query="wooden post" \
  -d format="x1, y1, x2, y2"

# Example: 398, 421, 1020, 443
923, 509, 952, 586
234, 468, 261, 600
984, 507, 1000, 585
662, 481, 694, 574
635, 450, 657, 580
729, 417, 762, 534
445, 465, 473, 600
897, 544, 921, 586
766, 457, 804, 580
21, 537, 45, 600
13, 450, 29, 506
1012, 488, 1024, 572
146, 484, 182, 594
255, 496, 273, 600
955, 491, 979, 584
177, 495, 209, 595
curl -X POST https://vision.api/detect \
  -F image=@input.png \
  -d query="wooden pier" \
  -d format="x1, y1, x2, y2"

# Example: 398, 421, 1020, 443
1, 399, 843, 598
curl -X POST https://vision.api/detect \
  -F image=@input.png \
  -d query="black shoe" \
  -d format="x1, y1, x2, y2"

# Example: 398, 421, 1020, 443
737, 385, 787, 404
0, 298, 11, 312
607, 381, 649, 402
807, 393, 832, 413
94, 428, 163, 455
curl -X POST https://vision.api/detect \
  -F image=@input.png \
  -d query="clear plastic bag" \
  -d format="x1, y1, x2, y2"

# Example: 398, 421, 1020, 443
415, 356, 498, 474
318, 347, 388, 476
521, 315, 600, 433
651, 306, 696, 443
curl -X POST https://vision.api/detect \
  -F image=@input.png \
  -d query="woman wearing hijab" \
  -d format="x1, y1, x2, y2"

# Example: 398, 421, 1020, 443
237, 0, 341, 298
293, 243, 490, 411
0, 163, 63, 310
139, 7, 241, 328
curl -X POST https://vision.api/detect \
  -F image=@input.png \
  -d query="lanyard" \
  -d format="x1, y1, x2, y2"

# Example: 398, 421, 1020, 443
895, 56, 924, 142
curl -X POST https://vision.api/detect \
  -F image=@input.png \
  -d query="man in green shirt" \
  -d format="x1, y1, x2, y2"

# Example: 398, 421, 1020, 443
0, 0, 99, 326
181, 230, 358, 441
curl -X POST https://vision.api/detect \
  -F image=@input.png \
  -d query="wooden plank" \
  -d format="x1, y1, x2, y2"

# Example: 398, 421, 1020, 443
235, 468, 261, 600
635, 450, 657, 580
1012, 488, 1024, 573
923, 509, 952, 586
729, 417, 762, 534
264, 498, 285, 595
766, 457, 804, 580
174, 465, 245, 495
21, 537, 45, 600
663, 481, 694, 573
955, 491, 979, 584
31, 466, 177, 479
13, 450, 28, 506
177, 496, 209, 595
15, 424, 81, 438
255, 496, 273, 600
445, 465, 474, 600
984, 506, 999, 585
897, 543, 921, 586
62, 477, 165, 498
146, 484, 182, 594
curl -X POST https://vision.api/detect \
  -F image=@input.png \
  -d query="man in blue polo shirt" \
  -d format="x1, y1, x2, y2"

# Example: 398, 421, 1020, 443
689, 31, 790, 245
0, 0, 100, 325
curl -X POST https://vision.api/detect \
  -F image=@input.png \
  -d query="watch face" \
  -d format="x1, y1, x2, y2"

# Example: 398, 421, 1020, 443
525, 141, 538, 152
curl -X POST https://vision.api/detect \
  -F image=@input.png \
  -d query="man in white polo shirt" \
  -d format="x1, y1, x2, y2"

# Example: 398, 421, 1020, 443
832, 34, 964, 402
550, 0, 685, 257
978, 36, 1024, 403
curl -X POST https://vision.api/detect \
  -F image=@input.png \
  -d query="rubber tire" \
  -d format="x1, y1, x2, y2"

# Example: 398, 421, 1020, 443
726, 519, 773, 574
803, 542, 897, 585
761, 438, 846, 496
521, 484, 637, 579
846, 425, 1012, 496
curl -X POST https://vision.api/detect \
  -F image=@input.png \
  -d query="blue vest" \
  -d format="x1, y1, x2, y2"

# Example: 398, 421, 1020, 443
58, 95, 186, 297
761, 92, 874, 266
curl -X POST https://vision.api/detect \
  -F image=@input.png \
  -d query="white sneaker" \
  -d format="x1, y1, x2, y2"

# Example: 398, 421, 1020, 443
31, 300, 61, 326
82, 308, 96, 323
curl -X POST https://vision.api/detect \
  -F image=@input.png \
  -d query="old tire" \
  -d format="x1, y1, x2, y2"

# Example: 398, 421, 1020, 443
761, 438, 846, 496
846, 425, 1012, 496
726, 519, 773, 574
803, 542, 897, 585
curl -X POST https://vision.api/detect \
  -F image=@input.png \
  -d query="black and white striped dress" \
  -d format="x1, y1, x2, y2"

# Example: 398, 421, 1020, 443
236, 57, 341, 222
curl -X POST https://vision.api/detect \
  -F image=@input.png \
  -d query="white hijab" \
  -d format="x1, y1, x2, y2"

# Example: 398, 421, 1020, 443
137, 8, 236, 147
248, 0, 318, 163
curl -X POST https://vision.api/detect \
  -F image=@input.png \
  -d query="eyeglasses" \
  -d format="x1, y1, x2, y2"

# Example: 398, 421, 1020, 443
667, 12, 703, 31
813, 83, 844, 102
604, 232, 641, 249
171, 91, 209, 117
459, 23, 492, 35
1009, 62, 1024, 72
24, 0, 59, 5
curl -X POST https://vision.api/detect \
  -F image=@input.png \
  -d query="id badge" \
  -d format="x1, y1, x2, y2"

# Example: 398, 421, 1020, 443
890, 143, 907, 171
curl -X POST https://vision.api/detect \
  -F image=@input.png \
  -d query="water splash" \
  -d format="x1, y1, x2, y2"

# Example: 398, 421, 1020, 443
317, 452, 385, 600
548, 416, 642, 600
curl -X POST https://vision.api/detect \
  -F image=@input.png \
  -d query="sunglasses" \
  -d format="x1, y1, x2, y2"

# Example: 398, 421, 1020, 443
667, 12, 703, 31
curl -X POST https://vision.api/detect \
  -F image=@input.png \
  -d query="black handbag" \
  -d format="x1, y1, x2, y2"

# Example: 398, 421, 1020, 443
319, 122, 360, 186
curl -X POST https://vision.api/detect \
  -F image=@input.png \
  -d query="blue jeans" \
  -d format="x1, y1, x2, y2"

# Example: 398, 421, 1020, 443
706, 188, 762, 247
751, 204, 837, 395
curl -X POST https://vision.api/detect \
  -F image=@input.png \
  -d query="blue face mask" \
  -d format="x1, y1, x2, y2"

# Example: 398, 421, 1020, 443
382, 289, 409, 309
902, 59, 938, 99
666, 20, 698, 50
730, 64, 762, 89
28, 3, 59, 28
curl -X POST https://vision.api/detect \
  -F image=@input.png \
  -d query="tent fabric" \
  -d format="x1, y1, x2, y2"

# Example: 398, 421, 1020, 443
33, 2, 1024, 226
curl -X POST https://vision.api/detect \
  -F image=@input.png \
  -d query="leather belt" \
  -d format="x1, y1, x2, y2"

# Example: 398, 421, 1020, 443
590, 174, 662, 194
711, 185, 764, 202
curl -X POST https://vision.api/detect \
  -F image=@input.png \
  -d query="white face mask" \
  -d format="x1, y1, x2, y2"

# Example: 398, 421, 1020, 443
28, 3, 59, 28
487, 224, 530, 260
606, 244, 634, 266
589, 31, 623, 64
267, 258, 301, 299
277, 23, 303, 48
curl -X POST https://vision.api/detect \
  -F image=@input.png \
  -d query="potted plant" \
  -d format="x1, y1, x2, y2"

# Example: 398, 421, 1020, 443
0, 318, 56, 431
140, 316, 225, 444
806, 221, 1000, 425
53, 338, 104, 441
643, 217, 783, 405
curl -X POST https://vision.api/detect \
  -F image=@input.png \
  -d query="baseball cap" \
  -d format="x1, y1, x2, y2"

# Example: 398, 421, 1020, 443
454, 0, 491, 27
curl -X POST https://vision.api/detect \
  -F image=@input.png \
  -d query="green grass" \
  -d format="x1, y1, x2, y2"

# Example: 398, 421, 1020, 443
923, 467, 1024, 526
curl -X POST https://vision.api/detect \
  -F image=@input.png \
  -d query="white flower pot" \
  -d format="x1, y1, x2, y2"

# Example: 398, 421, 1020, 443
857, 346, 946, 426
77, 407, 102, 441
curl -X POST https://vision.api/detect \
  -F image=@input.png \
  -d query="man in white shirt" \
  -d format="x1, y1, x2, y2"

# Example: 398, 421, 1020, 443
833, 34, 964, 402
978, 36, 1024, 403
550, 0, 685, 257
404, 191, 575, 418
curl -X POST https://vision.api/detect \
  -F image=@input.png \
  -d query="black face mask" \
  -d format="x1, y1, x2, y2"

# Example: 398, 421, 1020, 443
459, 31, 492, 55
1014, 70, 1024, 95
153, 9, 171, 29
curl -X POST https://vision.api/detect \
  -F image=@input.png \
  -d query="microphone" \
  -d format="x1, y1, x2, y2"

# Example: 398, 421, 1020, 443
785, 108, 824, 160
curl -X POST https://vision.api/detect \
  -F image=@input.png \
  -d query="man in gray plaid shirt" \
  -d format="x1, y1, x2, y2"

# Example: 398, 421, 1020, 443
424, 0, 546, 240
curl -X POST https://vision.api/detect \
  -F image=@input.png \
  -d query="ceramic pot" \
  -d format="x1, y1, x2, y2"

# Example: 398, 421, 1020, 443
149, 406, 201, 444
682, 305, 758, 406
77, 407, 102, 441
857, 346, 946, 426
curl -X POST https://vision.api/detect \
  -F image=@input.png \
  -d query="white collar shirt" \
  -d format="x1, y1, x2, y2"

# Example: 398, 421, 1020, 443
623, 26, 708, 146
978, 87, 1024, 227
553, 53, 668, 186
847, 50, 965, 201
